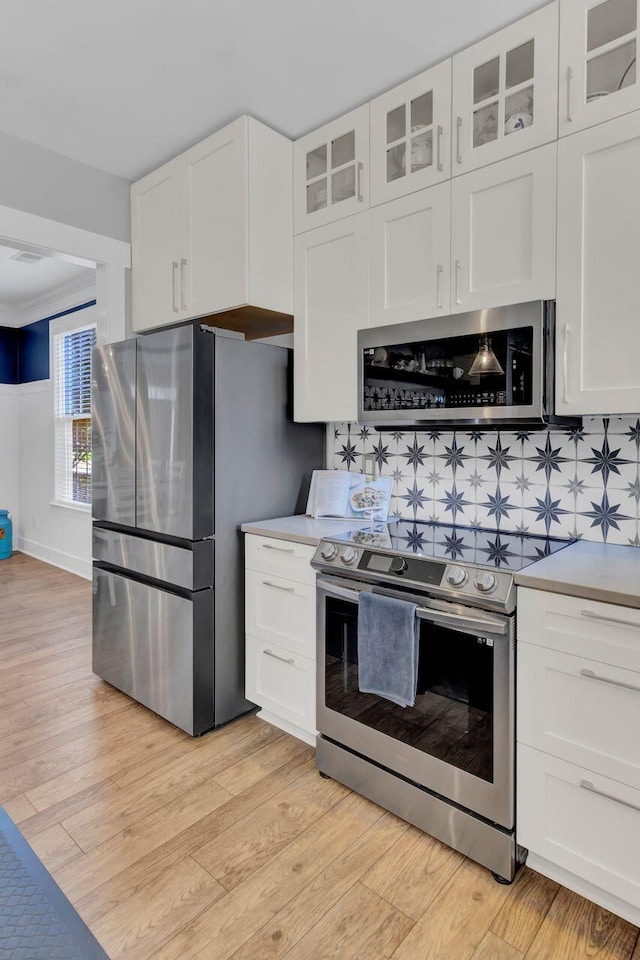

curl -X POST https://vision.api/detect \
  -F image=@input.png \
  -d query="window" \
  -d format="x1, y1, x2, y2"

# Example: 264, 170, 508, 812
53, 323, 97, 506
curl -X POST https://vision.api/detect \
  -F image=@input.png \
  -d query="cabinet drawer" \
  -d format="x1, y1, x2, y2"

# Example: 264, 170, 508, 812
518, 641, 640, 789
246, 635, 315, 735
518, 588, 640, 672
245, 534, 316, 586
246, 569, 316, 658
518, 744, 640, 910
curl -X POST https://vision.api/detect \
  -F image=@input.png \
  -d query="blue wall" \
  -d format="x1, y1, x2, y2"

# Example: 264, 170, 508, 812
0, 300, 96, 384
0, 327, 19, 383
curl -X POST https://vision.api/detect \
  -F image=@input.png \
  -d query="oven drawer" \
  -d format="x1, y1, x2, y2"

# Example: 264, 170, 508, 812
518, 641, 640, 790
245, 635, 315, 736
518, 588, 640, 672
246, 569, 316, 658
517, 743, 640, 910
93, 526, 213, 591
245, 535, 316, 586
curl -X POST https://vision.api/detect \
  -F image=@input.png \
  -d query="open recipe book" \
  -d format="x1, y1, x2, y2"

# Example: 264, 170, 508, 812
306, 470, 393, 522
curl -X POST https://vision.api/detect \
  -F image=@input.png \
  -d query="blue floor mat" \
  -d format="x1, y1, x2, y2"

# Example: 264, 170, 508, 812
0, 806, 109, 959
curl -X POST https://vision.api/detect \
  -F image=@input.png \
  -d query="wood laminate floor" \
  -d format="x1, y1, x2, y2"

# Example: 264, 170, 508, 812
1, 552, 638, 960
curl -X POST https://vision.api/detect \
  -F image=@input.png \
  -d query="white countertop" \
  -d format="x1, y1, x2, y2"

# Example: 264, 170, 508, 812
241, 515, 364, 547
515, 540, 640, 609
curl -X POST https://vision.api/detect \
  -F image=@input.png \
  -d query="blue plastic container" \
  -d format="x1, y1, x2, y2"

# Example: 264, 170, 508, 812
0, 510, 12, 560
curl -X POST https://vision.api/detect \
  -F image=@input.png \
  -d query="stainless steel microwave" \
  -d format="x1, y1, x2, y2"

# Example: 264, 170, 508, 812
358, 301, 577, 429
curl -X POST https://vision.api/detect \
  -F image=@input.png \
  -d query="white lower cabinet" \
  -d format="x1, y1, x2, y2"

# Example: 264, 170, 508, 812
517, 587, 640, 925
245, 534, 317, 744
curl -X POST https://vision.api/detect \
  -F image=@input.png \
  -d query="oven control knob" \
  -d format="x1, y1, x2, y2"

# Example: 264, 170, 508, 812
390, 557, 408, 575
446, 566, 468, 588
474, 571, 497, 594
340, 547, 358, 565
320, 543, 338, 562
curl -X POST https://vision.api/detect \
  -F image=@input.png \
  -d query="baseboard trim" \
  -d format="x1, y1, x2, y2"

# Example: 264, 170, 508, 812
15, 537, 91, 580
526, 853, 640, 927
256, 710, 316, 748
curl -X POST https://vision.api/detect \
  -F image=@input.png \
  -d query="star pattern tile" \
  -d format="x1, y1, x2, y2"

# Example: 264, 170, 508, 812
330, 419, 640, 545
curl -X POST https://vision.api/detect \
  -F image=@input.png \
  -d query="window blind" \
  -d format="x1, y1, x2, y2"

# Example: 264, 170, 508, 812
53, 324, 97, 505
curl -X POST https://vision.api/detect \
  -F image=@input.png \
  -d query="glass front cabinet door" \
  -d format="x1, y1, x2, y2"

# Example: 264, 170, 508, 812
369, 59, 452, 207
452, 2, 559, 175
293, 105, 369, 235
560, 0, 639, 135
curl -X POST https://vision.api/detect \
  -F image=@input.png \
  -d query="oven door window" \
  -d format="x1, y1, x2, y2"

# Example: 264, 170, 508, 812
325, 597, 494, 783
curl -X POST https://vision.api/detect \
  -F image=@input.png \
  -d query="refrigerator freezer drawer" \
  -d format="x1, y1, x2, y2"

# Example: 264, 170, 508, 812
92, 568, 213, 735
92, 527, 213, 591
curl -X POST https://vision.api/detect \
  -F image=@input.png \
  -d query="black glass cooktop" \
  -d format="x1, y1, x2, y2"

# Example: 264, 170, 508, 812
328, 521, 574, 571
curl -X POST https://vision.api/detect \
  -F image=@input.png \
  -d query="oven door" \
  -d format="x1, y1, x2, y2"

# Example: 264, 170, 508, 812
317, 575, 515, 828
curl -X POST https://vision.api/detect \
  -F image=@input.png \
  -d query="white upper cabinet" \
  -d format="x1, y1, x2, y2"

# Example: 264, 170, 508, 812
131, 157, 185, 332
452, 2, 559, 175
369, 183, 451, 327
132, 116, 293, 334
294, 213, 369, 422
293, 106, 369, 235
560, 0, 639, 135
369, 60, 452, 206
451, 142, 557, 312
556, 111, 640, 415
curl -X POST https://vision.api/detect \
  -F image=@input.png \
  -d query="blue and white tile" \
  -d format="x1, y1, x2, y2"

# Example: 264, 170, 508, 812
521, 485, 576, 538
574, 489, 634, 543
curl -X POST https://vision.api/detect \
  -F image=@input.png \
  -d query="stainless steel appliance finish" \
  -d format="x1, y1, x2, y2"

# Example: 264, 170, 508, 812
92, 340, 136, 527
92, 324, 324, 736
317, 738, 518, 880
312, 520, 573, 880
358, 300, 574, 428
93, 568, 202, 735
92, 527, 212, 592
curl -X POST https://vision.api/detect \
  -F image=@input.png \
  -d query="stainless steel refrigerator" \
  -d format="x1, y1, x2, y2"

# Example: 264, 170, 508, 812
91, 324, 324, 735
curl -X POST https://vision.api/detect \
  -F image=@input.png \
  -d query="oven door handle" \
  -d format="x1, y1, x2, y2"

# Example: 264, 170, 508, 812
317, 578, 508, 636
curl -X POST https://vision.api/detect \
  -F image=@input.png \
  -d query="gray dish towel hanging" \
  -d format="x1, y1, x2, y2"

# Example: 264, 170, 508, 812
357, 591, 419, 708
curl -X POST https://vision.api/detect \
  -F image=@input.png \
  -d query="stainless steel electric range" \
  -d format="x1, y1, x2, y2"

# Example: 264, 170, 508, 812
311, 520, 573, 882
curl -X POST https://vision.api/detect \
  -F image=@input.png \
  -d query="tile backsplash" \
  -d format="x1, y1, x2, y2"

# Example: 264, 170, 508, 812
330, 417, 640, 546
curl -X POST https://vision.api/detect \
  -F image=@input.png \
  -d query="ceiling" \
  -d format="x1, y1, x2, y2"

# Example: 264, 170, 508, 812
0, 244, 95, 310
0, 0, 547, 181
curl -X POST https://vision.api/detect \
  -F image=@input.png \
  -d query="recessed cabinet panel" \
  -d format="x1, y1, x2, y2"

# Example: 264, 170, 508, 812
560, 0, 639, 135
451, 143, 556, 312
294, 106, 369, 234
369, 183, 451, 326
370, 59, 452, 206
131, 159, 185, 332
184, 121, 248, 318
452, 2, 559, 174
556, 112, 640, 415
294, 213, 369, 422
518, 744, 640, 910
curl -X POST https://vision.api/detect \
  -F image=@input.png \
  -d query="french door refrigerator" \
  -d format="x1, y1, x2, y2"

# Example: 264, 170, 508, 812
91, 323, 323, 735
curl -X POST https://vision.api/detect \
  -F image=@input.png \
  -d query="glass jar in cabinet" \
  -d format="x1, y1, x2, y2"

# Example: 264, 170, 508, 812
293, 105, 369, 235
560, 0, 639, 135
369, 59, 451, 207
452, 1, 559, 175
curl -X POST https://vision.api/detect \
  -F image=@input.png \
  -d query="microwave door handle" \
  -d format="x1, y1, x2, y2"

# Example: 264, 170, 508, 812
317, 578, 508, 635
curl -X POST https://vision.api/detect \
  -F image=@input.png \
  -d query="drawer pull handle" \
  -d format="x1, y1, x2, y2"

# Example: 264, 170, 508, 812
262, 544, 295, 554
580, 609, 639, 630
580, 779, 640, 813
580, 668, 640, 694
456, 116, 463, 164
263, 648, 295, 665
263, 580, 295, 594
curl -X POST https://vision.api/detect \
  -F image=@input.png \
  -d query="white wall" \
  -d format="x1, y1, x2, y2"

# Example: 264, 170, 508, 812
7, 285, 99, 579
0, 131, 130, 242
0, 385, 20, 541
